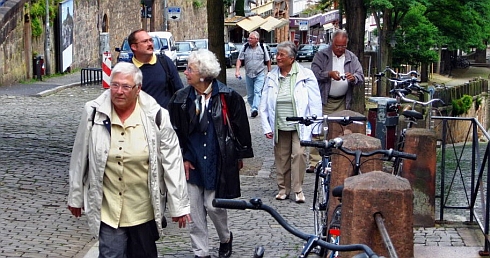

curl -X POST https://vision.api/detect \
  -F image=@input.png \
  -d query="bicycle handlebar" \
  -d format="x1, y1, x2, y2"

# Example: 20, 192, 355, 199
286, 115, 367, 126
392, 90, 445, 106
301, 137, 417, 160
212, 198, 380, 258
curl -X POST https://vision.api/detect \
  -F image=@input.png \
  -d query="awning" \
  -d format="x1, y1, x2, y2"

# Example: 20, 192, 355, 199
260, 16, 288, 32
237, 16, 267, 32
323, 23, 335, 31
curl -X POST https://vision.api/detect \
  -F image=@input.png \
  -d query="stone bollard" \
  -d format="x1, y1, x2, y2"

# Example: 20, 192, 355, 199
327, 110, 366, 139
329, 133, 382, 223
342, 171, 413, 258
401, 128, 437, 227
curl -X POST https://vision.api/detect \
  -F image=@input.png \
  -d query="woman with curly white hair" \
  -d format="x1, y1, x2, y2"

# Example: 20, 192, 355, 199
168, 49, 254, 258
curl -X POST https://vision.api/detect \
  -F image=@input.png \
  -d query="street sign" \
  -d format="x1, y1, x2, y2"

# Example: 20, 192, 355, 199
299, 20, 308, 31
167, 6, 181, 21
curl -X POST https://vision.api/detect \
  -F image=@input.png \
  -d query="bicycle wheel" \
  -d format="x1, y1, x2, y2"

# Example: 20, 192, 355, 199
313, 161, 329, 256
325, 205, 342, 258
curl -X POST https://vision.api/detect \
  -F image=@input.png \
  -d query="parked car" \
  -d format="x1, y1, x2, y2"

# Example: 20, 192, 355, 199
269, 43, 278, 64
186, 39, 208, 50
296, 44, 319, 62
316, 43, 329, 51
148, 31, 178, 65
234, 42, 245, 52
186, 39, 239, 68
225, 42, 239, 68
175, 41, 198, 69
114, 36, 165, 63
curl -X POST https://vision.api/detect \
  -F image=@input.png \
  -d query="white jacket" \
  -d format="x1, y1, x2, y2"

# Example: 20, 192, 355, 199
67, 90, 190, 238
259, 62, 323, 143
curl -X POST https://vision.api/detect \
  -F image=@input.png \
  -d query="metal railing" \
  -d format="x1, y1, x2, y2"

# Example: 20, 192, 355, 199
433, 115, 490, 253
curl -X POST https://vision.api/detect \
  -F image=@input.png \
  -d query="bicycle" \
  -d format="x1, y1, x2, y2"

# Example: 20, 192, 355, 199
388, 83, 444, 176
212, 197, 381, 258
299, 137, 416, 257
286, 115, 365, 257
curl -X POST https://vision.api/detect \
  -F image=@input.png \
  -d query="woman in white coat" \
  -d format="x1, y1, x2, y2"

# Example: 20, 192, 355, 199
259, 41, 322, 203
67, 62, 191, 258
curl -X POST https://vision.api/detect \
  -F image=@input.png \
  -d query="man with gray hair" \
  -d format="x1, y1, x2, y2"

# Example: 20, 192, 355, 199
308, 29, 364, 173
235, 31, 271, 118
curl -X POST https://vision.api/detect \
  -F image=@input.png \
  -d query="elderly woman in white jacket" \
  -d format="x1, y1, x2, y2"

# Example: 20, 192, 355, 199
67, 62, 191, 258
259, 41, 322, 203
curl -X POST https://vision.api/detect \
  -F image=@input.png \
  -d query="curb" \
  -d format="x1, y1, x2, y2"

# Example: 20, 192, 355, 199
34, 82, 81, 97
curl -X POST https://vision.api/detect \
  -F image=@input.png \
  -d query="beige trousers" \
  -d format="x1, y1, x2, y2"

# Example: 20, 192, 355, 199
274, 130, 307, 195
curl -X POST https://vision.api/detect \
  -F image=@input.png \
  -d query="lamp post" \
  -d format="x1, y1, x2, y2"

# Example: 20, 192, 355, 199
44, 0, 50, 75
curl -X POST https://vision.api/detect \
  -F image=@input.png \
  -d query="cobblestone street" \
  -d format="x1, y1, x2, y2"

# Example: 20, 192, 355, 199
1, 66, 489, 257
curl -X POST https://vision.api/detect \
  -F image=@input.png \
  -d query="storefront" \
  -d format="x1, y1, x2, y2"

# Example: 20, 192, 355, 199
289, 10, 340, 45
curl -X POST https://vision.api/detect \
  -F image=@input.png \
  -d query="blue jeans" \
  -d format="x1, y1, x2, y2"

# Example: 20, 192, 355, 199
245, 71, 265, 112
98, 220, 159, 258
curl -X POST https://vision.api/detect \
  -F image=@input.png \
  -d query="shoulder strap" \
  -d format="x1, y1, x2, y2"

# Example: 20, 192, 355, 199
259, 42, 266, 62
91, 107, 96, 127
243, 42, 249, 52
158, 56, 175, 94
155, 109, 162, 130
220, 93, 228, 126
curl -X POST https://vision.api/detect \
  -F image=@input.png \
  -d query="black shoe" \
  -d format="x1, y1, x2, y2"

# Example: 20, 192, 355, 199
219, 232, 233, 258
306, 166, 315, 173
251, 110, 258, 118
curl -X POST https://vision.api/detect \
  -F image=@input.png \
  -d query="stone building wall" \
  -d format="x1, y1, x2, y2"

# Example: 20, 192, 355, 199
0, 0, 209, 86
0, 0, 30, 86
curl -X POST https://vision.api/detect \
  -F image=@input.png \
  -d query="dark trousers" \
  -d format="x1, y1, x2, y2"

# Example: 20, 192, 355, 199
99, 220, 159, 258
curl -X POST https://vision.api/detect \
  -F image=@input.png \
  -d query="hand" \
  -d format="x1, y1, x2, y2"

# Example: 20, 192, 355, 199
328, 70, 341, 81
344, 72, 355, 82
235, 71, 241, 79
238, 159, 243, 170
265, 132, 273, 139
183, 161, 195, 180
172, 214, 192, 228
68, 206, 83, 218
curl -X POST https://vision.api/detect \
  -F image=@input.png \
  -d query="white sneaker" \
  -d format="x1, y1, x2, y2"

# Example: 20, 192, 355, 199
295, 192, 305, 203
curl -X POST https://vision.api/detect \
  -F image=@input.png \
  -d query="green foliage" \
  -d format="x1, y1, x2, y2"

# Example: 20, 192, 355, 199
29, 0, 60, 37
192, 0, 204, 8
475, 96, 482, 111
451, 95, 473, 116
424, 0, 490, 51
235, 0, 244, 16
392, 3, 439, 66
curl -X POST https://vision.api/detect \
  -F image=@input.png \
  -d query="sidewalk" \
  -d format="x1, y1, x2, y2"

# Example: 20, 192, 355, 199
1, 68, 489, 258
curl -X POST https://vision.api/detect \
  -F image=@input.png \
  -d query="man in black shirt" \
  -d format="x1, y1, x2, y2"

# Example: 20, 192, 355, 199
129, 29, 183, 108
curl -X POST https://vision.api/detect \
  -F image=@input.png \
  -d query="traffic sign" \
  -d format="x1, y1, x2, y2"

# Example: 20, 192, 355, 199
299, 21, 308, 31
167, 6, 181, 21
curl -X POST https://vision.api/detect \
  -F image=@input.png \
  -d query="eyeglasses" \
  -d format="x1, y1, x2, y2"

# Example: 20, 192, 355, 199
185, 66, 197, 74
334, 44, 347, 49
134, 38, 154, 45
248, 37, 258, 40
110, 83, 137, 92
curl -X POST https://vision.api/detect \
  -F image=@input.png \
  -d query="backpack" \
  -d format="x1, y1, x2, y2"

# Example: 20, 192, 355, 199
158, 55, 177, 95
239, 42, 269, 66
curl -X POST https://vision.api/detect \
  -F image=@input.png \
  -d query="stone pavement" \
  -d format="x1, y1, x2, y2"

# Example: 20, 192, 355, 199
0, 66, 489, 257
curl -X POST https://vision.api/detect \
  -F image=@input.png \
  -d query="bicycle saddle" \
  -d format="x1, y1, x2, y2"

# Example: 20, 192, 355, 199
332, 185, 343, 198
402, 110, 423, 120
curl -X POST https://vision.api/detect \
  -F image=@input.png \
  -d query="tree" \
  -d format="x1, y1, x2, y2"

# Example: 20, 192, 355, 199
392, 3, 439, 69
207, 0, 227, 83
342, 0, 367, 113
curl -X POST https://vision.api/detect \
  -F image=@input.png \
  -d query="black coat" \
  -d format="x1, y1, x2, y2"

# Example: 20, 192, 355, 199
168, 79, 253, 198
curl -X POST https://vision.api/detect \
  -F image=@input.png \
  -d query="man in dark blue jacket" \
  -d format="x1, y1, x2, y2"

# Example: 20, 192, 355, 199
129, 29, 183, 108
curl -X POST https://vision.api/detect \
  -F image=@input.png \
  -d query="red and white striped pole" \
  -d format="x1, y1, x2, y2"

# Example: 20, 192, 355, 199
102, 51, 111, 89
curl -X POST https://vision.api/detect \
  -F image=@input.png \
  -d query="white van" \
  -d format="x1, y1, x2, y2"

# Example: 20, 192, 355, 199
148, 31, 177, 65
